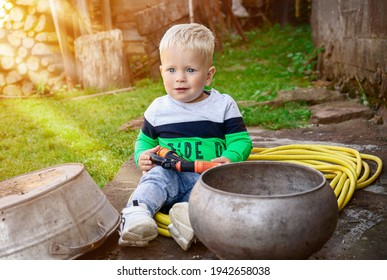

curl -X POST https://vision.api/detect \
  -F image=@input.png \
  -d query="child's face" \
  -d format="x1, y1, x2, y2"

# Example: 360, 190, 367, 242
159, 46, 216, 103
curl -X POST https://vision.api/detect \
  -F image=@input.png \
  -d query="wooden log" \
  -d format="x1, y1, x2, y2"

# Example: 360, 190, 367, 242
0, 73, 5, 87
13, 21, 25, 30
0, 43, 15, 56
35, 32, 58, 42
7, 33, 22, 48
28, 69, 49, 85
31, 42, 59, 56
26, 56, 40, 71
9, 30, 27, 42
34, 14, 47, 32
24, 14, 37, 31
21, 79, 35, 95
3, 84, 23, 97
5, 22, 13, 30
4, 2, 14, 10
17, 46, 29, 58
15, 56, 23, 64
17, 62, 28, 75
1, 56, 15, 70
74, 29, 132, 89
16, 0, 36, 5
6, 70, 23, 84
37, 0, 51, 13
0, 29, 7, 40
22, 37, 35, 49
10, 6, 26, 22
27, 5, 36, 15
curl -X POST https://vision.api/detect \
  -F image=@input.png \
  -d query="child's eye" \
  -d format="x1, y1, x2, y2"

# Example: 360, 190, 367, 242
168, 68, 175, 73
187, 68, 196, 73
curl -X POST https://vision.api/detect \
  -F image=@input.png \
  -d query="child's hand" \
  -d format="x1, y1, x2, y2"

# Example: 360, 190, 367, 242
211, 156, 231, 164
139, 146, 160, 173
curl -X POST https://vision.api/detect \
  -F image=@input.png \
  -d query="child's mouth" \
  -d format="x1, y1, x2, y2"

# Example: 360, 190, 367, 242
175, 88, 188, 92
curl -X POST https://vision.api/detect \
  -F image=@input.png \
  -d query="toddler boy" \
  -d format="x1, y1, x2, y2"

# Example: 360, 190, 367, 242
119, 23, 252, 250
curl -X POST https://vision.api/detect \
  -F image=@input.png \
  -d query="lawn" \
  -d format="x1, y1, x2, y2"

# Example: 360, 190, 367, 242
0, 24, 316, 188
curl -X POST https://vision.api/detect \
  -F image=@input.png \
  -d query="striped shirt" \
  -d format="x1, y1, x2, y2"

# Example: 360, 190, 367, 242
134, 88, 252, 165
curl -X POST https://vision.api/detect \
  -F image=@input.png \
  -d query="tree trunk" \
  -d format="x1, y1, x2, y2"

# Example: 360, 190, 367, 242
75, 29, 132, 89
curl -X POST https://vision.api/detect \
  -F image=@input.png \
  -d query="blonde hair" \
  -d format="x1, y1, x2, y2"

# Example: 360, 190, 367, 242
159, 23, 215, 65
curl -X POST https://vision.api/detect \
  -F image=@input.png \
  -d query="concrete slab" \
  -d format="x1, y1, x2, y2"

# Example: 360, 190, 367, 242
310, 100, 374, 124
238, 87, 346, 108
270, 87, 347, 106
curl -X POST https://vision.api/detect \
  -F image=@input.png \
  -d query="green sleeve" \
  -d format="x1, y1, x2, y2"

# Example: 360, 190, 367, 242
222, 131, 253, 162
134, 130, 159, 166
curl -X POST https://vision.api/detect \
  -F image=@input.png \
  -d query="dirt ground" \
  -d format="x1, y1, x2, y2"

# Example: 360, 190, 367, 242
79, 106, 387, 260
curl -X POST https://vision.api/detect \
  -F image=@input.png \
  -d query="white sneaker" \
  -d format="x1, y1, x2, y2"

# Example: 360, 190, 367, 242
168, 202, 195, 250
118, 200, 158, 247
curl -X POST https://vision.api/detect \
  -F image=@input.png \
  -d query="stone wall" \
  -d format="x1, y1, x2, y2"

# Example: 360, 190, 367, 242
311, 0, 386, 108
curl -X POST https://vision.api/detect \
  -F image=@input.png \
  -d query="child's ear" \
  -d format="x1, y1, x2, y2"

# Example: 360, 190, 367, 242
206, 66, 216, 86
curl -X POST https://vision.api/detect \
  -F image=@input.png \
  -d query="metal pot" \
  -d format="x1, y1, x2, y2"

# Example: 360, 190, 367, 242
0, 164, 120, 260
189, 161, 338, 259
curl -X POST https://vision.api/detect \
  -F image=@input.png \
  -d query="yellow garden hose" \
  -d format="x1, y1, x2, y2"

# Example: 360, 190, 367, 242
153, 144, 383, 237
248, 144, 383, 211
154, 212, 172, 237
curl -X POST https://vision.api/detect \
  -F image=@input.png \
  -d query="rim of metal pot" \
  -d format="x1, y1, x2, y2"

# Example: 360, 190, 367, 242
0, 163, 86, 210
199, 161, 327, 199
68, 214, 121, 260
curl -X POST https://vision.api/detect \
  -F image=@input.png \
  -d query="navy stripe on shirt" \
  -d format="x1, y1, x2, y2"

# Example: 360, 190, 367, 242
142, 117, 247, 139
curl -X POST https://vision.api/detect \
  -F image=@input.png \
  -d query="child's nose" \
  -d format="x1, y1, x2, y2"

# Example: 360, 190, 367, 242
176, 72, 186, 82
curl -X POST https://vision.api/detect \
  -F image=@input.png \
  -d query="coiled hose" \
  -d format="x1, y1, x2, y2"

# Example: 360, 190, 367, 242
154, 144, 383, 237
248, 144, 383, 211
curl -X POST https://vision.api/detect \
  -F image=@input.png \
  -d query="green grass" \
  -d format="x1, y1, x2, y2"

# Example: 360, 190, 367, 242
241, 102, 311, 130
212, 24, 315, 99
0, 24, 316, 188
210, 24, 316, 126
0, 81, 163, 187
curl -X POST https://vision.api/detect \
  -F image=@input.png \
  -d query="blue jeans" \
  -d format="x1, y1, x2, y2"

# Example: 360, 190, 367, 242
126, 166, 201, 216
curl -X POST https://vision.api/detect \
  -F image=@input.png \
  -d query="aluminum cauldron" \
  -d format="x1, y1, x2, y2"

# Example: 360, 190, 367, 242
189, 161, 338, 259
